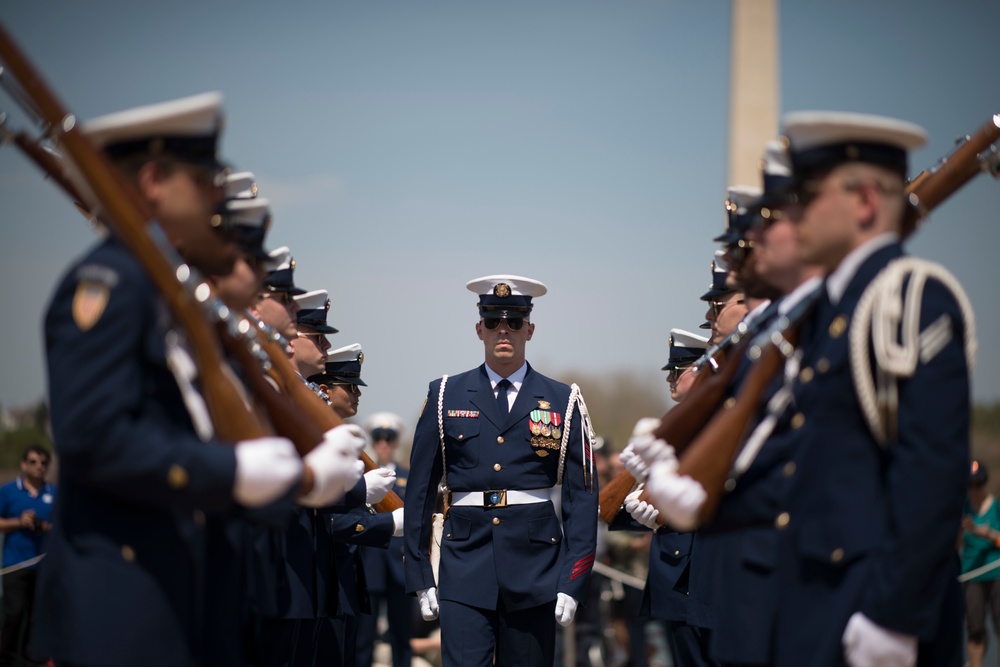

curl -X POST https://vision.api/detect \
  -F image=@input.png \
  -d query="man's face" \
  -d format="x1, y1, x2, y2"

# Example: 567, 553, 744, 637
747, 205, 804, 289
706, 292, 747, 344
290, 326, 329, 377
213, 256, 262, 311
20, 452, 49, 486
251, 290, 300, 341
794, 168, 858, 271
476, 316, 534, 372
326, 382, 360, 419
668, 365, 698, 402
371, 435, 399, 467
144, 162, 239, 276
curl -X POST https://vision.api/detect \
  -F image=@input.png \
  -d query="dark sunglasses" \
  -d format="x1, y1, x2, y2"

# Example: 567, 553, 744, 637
482, 317, 526, 331
667, 364, 696, 382
261, 291, 295, 306
709, 299, 745, 318
330, 382, 362, 395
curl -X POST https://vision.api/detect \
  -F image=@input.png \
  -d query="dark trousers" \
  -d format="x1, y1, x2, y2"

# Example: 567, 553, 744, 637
665, 620, 721, 667
1, 568, 45, 667
439, 597, 556, 667
355, 587, 414, 667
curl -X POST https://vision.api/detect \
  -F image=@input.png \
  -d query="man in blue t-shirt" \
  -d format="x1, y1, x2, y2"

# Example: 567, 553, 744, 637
0, 444, 56, 667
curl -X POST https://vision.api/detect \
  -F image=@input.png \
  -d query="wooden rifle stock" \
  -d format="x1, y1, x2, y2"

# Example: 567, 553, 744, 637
598, 338, 746, 524
674, 327, 799, 523
0, 24, 268, 442
255, 331, 404, 513
903, 113, 1000, 237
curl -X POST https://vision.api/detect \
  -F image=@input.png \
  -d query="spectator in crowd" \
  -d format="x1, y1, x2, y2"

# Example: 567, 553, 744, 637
962, 459, 1000, 667
0, 444, 56, 667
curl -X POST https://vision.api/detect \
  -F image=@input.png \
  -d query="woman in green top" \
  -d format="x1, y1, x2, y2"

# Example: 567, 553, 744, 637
962, 459, 1000, 667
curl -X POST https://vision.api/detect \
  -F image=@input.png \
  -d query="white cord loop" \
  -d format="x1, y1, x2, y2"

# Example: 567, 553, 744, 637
436, 375, 449, 495
557, 383, 596, 491
850, 257, 977, 446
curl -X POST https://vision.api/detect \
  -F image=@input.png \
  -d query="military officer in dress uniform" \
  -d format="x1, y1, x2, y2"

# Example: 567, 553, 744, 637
615, 329, 719, 667
700, 250, 747, 344
212, 175, 273, 311
646, 113, 975, 667
693, 140, 823, 667
32, 93, 364, 667
309, 346, 405, 666
355, 412, 416, 667
765, 111, 973, 667
292, 289, 336, 379
404, 275, 599, 667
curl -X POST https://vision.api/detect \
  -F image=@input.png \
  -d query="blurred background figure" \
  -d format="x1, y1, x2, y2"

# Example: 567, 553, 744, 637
0, 444, 55, 667
962, 459, 1000, 667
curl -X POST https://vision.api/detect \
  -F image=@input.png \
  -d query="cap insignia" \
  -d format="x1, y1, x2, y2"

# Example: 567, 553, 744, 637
358, 352, 365, 365
494, 283, 511, 298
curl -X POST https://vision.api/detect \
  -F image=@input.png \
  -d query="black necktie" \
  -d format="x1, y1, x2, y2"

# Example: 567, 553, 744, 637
496, 379, 511, 419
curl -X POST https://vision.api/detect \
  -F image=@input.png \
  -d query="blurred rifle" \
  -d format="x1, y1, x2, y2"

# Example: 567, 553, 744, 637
903, 113, 1000, 237
602, 113, 1000, 525
598, 323, 754, 524
244, 319, 403, 513
0, 22, 273, 442
671, 113, 1000, 526
0, 34, 402, 511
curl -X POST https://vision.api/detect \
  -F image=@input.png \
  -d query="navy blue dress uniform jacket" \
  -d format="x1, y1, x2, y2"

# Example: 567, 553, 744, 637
361, 465, 408, 596
404, 363, 599, 611
33, 237, 294, 666
608, 513, 693, 623
326, 478, 396, 618
764, 241, 968, 667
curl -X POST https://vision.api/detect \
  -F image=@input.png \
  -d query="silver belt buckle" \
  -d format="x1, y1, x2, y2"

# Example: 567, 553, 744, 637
484, 490, 507, 508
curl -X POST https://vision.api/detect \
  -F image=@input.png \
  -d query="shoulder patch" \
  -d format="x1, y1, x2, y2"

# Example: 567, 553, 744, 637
72, 280, 111, 331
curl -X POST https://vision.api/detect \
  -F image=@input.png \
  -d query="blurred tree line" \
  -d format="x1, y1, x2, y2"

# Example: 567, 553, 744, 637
0, 401, 51, 471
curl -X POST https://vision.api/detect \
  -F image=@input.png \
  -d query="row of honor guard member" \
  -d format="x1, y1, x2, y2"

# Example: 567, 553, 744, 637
404, 275, 599, 667
310, 345, 406, 666
34, 93, 364, 667
699, 141, 824, 666
356, 412, 416, 667
700, 250, 747, 344
642, 112, 976, 667
614, 328, 716, 667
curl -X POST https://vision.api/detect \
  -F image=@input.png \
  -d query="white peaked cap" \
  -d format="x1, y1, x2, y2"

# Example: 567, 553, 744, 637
365, 411, 406, 434
83, 92, 223, 149
225, 171, 258, 200
782, 111, 927, 153
466, 275, 548, 298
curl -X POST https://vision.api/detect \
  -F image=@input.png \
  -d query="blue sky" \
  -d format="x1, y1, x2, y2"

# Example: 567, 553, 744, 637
1, 1, 998, 434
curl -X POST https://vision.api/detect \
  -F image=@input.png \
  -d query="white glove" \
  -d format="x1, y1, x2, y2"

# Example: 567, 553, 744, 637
298, 425, 367, 507
643, 461, 706, 531
554, 593, 578, 626
624, 487, 660, 530
233, 437, 303, 507
842, 612, 917, 667
418, 587, 440, 621
629, 432, 678, 473
391, 507, 405, 536
364, 467, 397, 504
619, 444, 649, 483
